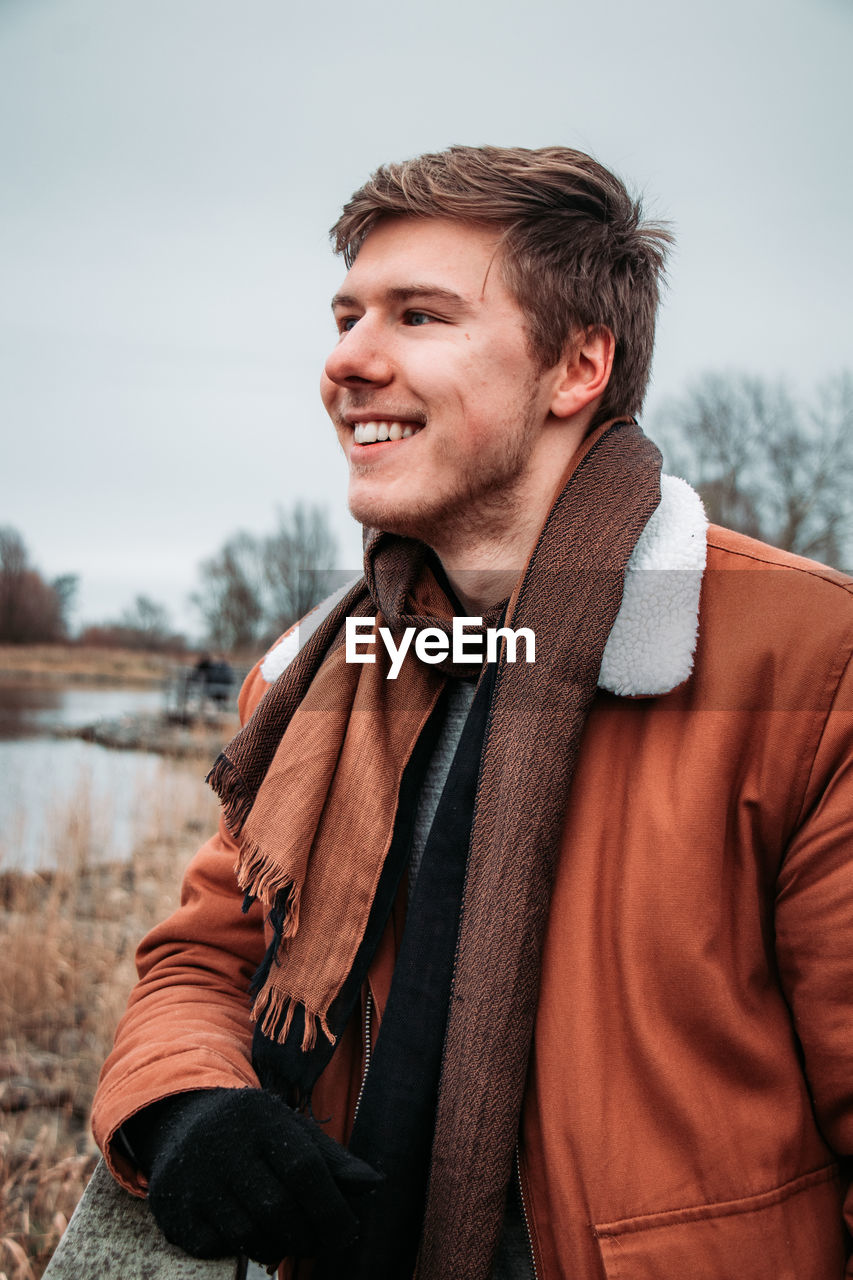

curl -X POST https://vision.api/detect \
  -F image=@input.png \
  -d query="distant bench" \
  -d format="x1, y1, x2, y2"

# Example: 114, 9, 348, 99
166, 663, 250, 724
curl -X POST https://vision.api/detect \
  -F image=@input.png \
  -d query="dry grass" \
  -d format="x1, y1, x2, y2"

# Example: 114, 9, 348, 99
0, 645, 185, 687
0, 760, 221, 1278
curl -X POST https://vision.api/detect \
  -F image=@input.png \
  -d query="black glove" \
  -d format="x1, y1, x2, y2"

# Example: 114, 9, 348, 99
123, 1087, 382, 1267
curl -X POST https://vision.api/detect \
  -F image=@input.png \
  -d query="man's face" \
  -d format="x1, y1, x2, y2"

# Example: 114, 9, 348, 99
321, 217, 563, 549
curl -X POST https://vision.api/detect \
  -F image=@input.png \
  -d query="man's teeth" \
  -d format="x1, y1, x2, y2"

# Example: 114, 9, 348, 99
352, 420, 419, 444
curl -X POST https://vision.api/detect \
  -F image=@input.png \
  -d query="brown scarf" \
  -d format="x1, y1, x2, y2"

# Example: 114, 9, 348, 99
209, 417, 662, 1277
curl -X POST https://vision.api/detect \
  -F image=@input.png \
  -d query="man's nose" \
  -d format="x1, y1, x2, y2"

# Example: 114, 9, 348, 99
323, 318, 393, 388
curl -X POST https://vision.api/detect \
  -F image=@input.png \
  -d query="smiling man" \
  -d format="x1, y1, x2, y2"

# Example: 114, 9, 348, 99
93, 147, 853, 1279
322, 215, 610, 610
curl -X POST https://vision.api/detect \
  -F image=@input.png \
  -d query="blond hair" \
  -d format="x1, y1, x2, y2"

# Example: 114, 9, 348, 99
331, 145, 673, 422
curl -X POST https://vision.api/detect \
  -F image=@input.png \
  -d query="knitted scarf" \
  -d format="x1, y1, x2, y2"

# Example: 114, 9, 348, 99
208, 417, 663, 1278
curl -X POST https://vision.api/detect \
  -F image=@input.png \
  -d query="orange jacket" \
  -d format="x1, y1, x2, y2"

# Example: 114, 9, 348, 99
93, 500, 853, 1279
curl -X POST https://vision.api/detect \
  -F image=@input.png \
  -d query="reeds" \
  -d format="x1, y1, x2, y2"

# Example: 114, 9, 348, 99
0, 644, 183, 686
0, 758, 221, 1279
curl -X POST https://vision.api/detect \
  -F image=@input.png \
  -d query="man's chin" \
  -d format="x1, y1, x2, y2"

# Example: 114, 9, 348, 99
348, 492, 444, 544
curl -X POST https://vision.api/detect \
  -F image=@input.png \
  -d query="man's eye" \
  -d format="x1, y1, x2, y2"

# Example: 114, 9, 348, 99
405, 311, 434, 326
338, 316, 359, 333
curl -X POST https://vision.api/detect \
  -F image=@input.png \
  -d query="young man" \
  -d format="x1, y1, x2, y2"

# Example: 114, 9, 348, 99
93, 147, 853, 1279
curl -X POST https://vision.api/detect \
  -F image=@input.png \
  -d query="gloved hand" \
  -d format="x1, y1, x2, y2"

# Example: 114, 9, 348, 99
123, 1087, 382, 1267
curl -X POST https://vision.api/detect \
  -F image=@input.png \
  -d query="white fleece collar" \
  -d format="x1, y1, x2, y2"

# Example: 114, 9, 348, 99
261, 475, 708, 697
598, 474, 707, 696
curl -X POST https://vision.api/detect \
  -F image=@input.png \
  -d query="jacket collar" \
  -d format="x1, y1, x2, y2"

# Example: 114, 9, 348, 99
261, 475, 708, 698
599, 474, 707, 696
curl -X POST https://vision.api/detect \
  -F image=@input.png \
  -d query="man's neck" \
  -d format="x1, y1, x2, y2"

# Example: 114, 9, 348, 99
436, 558, 521, 615
429, 517, 539, 613
420, 412, 610, 613
426, 437, 584, 613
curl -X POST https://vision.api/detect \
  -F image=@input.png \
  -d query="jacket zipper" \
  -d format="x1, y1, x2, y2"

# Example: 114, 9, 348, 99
516, 1142, 540, 1280
352, 988, 374, 1123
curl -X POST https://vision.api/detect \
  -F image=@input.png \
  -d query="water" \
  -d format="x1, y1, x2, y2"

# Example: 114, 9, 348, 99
0, 681, 213, 872
0, 683, 164, 738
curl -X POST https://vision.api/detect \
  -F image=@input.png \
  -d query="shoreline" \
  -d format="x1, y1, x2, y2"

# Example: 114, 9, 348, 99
0, 643, 188, 688
53, 710, 239, 759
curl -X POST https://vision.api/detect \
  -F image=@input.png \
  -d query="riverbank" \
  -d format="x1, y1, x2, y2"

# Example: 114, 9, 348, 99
55, 710, 239, 759
0, 659, 243, 1273
1, 644, 242, 760
0, 645, 186, 687
0, 780, 220, 1277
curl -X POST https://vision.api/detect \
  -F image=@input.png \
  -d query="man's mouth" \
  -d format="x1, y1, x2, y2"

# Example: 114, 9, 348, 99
351, 420, 424, 445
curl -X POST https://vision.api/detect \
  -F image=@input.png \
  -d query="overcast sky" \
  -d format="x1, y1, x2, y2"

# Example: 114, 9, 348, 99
1, 0, 850, 637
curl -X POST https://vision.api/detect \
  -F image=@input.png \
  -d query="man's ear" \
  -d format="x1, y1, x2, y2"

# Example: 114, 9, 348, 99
549, 326, 615, 419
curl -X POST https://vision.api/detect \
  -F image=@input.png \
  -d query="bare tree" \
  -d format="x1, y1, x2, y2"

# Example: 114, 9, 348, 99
118, 595, 176, 649
0, 527, 76, 642
262, 502, 340, 636
52, 574, 78, 627
79, 595, 185, 651
652, 372, 853, 568
0, 527, 29, 641
192, 504, 340, 653
192, 532, 266, 653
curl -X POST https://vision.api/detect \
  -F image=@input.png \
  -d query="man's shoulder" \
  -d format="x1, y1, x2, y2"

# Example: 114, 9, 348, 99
706, 524, 853, 597
699, 526, 853, 698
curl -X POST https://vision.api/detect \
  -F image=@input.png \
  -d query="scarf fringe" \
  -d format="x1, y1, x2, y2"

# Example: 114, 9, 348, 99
234, 839, 302, 932
207, 752, 254, 836
252, 984, 336, 1051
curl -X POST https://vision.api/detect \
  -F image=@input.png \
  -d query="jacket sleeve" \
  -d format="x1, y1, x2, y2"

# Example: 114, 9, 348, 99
774, 649, 853, 1265
92, 658, 274, 1194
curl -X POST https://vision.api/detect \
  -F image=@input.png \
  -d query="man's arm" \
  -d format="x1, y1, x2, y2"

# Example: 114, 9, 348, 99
92, 652, 276, 1193
91, 646, 382, 1267
774, 651, 853, 1263
92, 814, 268, 1193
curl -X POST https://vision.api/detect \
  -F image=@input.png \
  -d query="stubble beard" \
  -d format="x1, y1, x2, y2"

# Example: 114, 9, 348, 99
348, 392, 543, 554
